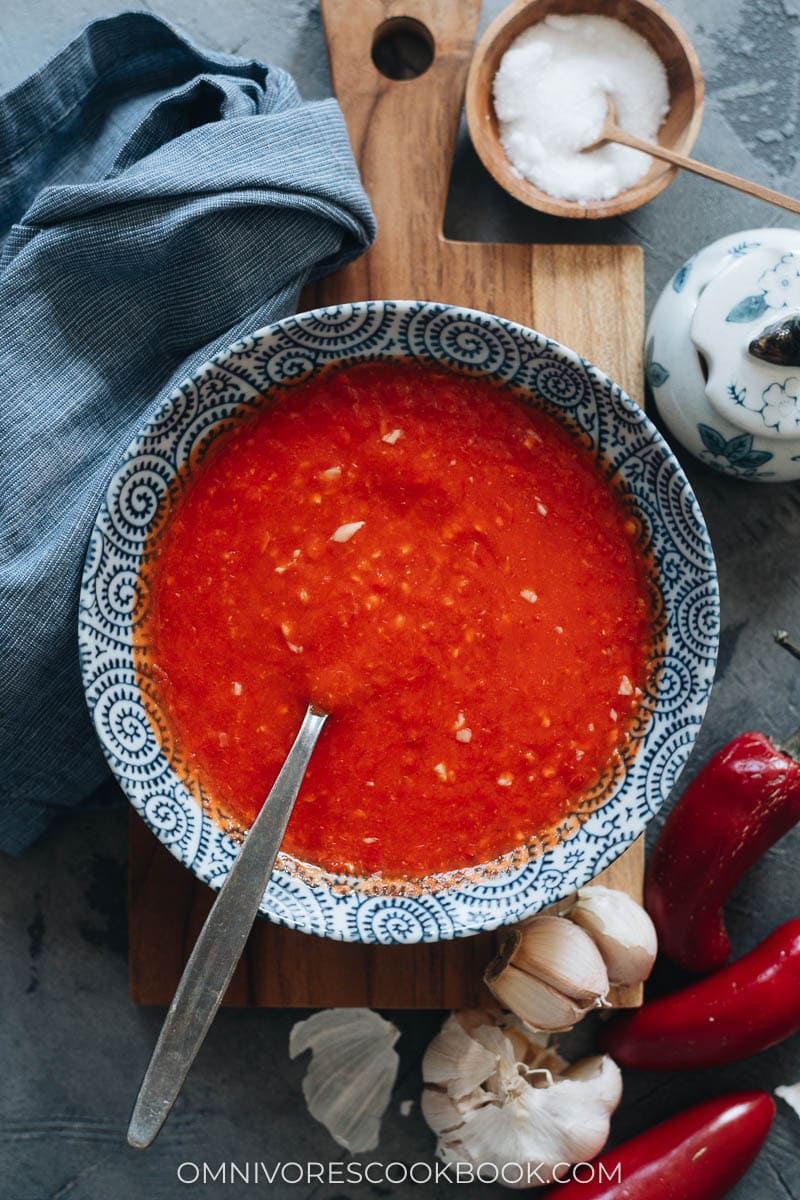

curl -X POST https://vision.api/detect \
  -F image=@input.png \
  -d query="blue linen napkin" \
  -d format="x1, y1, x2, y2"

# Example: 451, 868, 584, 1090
0, 12, 376, 854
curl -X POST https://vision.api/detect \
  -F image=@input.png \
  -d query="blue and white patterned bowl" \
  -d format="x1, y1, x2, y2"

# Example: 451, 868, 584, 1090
79, 301, 718, 944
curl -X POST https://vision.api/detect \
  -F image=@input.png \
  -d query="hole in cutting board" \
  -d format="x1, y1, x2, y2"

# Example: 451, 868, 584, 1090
372, 17, 434, 80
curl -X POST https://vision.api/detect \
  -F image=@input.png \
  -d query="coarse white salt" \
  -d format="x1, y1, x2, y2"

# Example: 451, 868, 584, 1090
330, 521, 364, 543
619, 674, 633, 695
232, 681, 243, 696
497, 772, 514, 787
520, 589, 538, 604
434, 762, 448, 782
321, 465, 341, 480
492, 14, 669, 203
382, 429, 403, 445
536, 502, 548, 516
456, 728, 472, 743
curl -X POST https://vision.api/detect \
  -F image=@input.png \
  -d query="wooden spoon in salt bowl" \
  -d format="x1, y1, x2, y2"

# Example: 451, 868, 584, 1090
584, 97, 800, 216
465, 0, 706, 220
127, 703, 329, 1149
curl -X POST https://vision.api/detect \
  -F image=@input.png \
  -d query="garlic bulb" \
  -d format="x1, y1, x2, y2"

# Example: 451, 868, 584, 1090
422, 1010, 622, 1188
485, 915, 609, 1031
568, 885, 657, 986
289, 1008, 399, 1152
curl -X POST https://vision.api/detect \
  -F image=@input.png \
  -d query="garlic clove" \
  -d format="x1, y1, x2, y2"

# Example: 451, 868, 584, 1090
483, 915, 608, 1032
441, 1094, 554, 1189
473, 1022, 517, 1060
505, 1021, 540, 1066
511, 915, 610, 1002
485, 961, 592, 1032
422, 1011, 501, 1098
569, 885, 657, 986
535, 1055, 623, 1168
458, 1006, 499, 1036
421, 1086, 468, 1135
289, 1008, 399, 1153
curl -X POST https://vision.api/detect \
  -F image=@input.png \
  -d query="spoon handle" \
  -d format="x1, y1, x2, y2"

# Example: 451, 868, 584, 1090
127, 703, 329, 1149
612, 127, 800, 217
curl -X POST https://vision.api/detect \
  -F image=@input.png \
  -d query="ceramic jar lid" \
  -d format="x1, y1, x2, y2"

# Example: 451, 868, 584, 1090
647, 228, 800, 482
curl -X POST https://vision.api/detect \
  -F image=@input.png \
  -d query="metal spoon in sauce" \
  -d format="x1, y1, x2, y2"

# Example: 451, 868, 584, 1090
584, 98, 800, 217
127, 703, 329, 1149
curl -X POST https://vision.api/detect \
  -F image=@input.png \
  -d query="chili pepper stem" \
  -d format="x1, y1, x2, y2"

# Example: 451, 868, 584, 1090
774, 631, 800, 761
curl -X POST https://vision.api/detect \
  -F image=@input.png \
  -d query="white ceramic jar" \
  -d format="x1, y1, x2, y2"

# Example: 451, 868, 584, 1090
647, 227, 800, 482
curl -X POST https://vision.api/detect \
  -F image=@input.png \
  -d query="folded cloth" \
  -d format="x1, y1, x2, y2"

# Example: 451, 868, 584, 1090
0, 11, 376, 854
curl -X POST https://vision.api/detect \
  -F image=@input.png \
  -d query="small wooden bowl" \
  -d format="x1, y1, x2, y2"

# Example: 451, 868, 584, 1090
466, 0, 705, 219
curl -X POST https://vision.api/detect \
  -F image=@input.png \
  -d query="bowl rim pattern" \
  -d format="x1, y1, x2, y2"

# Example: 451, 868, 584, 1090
78, 299, 719, 944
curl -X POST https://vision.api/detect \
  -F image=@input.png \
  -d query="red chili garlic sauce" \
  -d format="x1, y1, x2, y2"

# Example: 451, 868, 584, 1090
141, 361, 655, 878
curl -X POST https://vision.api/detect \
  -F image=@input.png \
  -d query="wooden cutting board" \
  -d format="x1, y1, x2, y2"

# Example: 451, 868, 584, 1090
129, 0, 646, 1010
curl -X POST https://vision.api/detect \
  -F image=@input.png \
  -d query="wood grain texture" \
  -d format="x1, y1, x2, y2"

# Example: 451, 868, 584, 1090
130, 0, 646, 1009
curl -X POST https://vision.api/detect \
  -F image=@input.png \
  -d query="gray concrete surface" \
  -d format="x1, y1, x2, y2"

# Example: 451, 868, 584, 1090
1, 0, 800, 1197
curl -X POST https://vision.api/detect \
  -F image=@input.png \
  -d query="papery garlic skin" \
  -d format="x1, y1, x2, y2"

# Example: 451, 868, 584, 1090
289, 1008, 399, 1152
484, 915, 609, 1032
422, 1008, 501, 1096
569, 885, 657, 986
422, 1010, 622, 1189
776, 1080, 800, 1119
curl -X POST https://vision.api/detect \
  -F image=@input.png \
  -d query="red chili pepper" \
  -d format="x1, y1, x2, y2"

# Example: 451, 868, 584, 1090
548, 1092, 774, 1200
601, 918, 800, 1070
645, 728, 800, 972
